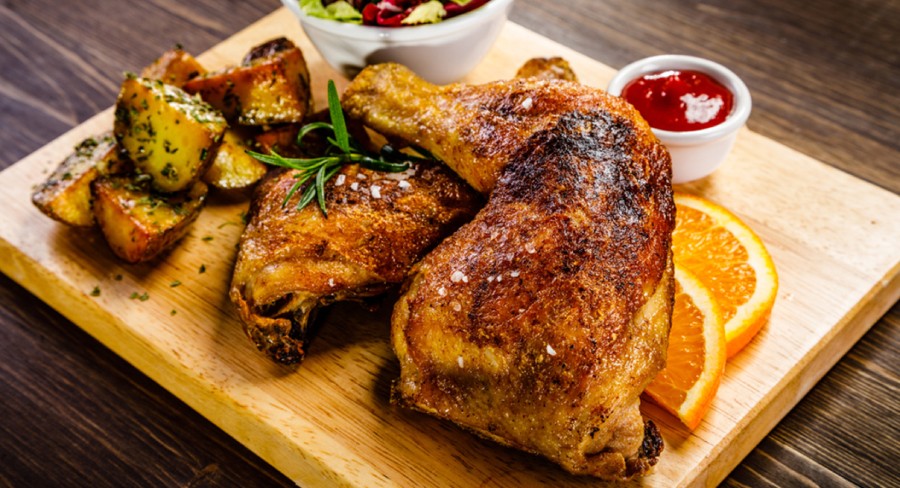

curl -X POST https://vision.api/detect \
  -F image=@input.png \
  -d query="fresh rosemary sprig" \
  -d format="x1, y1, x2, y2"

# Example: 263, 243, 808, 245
247, 80, 421, 217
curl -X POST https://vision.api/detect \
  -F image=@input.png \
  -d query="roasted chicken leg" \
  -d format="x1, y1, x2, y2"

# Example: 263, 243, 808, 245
229, 57, 571, 365
230, 160, 478, 364
343, 64, 675, 480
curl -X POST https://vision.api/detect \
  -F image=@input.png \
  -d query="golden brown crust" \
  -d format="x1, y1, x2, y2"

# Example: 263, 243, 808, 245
183, 38, 313, 126
343, 63, 658, 195
140, 48, 206, 87
514, 57, 578, 82
230, 161, 479, 364
346, 63, 674, 480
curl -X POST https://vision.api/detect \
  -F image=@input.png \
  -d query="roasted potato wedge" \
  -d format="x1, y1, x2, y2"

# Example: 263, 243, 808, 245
514, 57, 578, 82
32, 132, 129, 227
182, 37, 312, 126
114, 76, 226, 193
91, 175, 208, 263
203, 128, 268, 190
140, 48, 207, 87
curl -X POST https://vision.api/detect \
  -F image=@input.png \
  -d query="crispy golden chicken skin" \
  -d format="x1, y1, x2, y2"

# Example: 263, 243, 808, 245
229, 57, 568, 365
343, 64, 674, 480
230, 162, 478, 364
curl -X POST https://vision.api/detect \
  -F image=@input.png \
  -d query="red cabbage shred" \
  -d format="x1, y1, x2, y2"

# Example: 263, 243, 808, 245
324, 0, 491, 27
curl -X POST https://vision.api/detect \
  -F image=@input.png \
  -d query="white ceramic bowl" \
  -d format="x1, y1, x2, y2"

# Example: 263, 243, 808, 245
607, 55, 752, 184
282, 0, 515, 84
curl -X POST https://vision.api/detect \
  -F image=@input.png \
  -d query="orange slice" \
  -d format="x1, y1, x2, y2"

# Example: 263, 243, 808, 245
644, 264, 726, 430
672, 192, 779, 358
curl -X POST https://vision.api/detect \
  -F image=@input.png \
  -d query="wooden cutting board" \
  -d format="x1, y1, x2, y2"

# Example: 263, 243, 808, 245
1, 7, 898, 487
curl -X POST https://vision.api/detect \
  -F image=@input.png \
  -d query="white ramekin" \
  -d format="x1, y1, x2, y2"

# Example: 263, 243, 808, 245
607, 55, 752, 184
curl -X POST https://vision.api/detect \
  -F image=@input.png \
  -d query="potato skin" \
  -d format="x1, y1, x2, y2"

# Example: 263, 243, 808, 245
182, 37, 312, 126
114, 76, 226, 193
31, 133, 129, 227
202, 128, 268, 190
140, 48, 207, 87
91, 175, 208, 263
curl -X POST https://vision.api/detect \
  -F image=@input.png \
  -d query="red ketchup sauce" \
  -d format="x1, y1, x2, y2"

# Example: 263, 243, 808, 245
621, 70, 734, 132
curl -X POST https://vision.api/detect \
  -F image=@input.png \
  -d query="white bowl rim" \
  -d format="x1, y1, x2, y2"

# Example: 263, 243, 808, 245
282, 0, 515, 41
607, 54, 752, 145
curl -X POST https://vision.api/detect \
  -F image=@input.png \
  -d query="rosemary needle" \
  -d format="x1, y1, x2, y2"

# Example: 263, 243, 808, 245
246, 80, 424, 217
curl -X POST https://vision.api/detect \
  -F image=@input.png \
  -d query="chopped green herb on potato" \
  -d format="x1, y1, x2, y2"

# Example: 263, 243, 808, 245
32, 132, 130, 227
182, 38, 312, 126
114, 76, 226, 193
91, 175, 208, 263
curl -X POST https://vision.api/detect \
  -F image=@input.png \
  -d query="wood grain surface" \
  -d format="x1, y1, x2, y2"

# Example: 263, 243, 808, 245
1, 1, 897, 487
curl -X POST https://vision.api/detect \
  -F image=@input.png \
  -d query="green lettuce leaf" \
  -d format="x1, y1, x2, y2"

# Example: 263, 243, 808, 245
300, 0, 363, 23
402, 0, 447, 25
326, 1, 363, 22
299, 0, 328, 17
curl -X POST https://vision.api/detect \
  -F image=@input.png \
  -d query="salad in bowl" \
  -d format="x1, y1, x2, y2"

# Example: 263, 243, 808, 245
284, 0, 514, 84
300, 0, 493, 27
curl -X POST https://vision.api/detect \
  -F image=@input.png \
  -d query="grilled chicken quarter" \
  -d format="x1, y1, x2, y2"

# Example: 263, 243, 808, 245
229, 57, 577, 364
342, 63, 675, 481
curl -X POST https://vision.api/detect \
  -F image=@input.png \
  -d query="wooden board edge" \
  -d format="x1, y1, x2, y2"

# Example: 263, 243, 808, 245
687, 261, 900, 487
2, 7, 898, 486
10, 108, 114, 174
0, 236, 365, 488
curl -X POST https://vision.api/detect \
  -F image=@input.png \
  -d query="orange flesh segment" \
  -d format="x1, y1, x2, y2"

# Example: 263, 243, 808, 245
643, 265, 726, 431
672, 192, 778, 358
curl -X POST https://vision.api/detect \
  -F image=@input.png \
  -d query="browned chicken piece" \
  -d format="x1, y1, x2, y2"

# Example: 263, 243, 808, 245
230, 161, 479, 364
343, 63, 674, 480
515, 56, 578, 82
229, 58, 563, 364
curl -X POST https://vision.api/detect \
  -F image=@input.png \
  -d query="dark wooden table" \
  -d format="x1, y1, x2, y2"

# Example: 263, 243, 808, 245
1, 1, 897, 486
